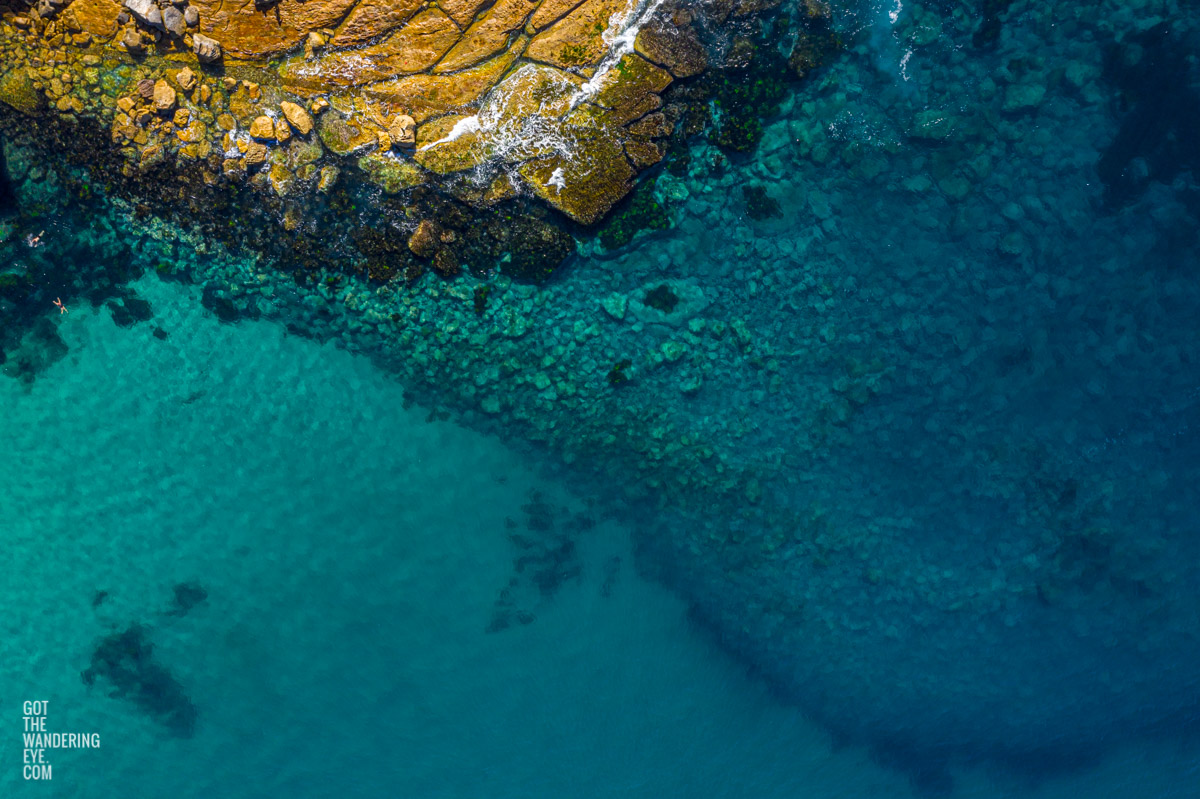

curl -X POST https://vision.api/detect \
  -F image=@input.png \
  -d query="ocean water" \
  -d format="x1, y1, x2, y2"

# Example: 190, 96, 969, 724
0, 275, 933, 798
2, 274, 1196, 799
4, 0, 1200, 795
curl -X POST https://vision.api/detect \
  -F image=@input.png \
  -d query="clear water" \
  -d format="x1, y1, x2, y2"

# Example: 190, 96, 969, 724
3, 0, 1200, 795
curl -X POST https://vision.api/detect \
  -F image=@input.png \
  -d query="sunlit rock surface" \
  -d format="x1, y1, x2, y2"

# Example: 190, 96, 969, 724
0, 0, 708, 222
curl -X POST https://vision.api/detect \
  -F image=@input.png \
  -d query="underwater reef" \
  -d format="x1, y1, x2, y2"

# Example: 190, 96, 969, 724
5, 0, 1200, 790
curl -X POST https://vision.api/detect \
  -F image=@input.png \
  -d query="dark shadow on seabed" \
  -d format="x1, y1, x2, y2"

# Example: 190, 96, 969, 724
0, 136, 15, 213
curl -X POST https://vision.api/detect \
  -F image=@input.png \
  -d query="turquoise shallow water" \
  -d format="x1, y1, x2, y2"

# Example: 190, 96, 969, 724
3, 275, 838, 797
2, 275, 1198, 799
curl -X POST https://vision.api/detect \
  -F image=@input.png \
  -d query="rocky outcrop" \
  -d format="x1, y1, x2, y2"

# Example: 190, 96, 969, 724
0, 0, 714, 225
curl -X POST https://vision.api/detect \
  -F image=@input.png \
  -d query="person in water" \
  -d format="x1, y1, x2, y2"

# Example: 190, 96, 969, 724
25, 230, 43, 247
52, 297, 66, 315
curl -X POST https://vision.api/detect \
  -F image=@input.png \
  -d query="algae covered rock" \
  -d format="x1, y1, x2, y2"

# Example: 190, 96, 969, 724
415, 115, 489, 174
0, 68, 43, 115
634, 19, 708, 78
357, 152, 426, 193
317, 111, 376, 155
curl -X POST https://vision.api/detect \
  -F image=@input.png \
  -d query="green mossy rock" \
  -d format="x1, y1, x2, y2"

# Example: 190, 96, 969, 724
0, 68, 44, 115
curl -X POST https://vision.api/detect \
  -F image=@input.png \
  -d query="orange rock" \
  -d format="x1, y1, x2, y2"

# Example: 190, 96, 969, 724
529, 0, 585, 30
526, 0, 627, 69
330, 0, 424, 49
364, 43, 522, 124
279, 100, 313, 134
387, 114, 415, 146
281, 8, 460, 90
249, 115, 275, 139
190, 0, 358, 58
63, 0, 120, 39
434, 0, 534, 73
243, 140, 269, 165
152, 79, 176, 112
437, 0, 489, 28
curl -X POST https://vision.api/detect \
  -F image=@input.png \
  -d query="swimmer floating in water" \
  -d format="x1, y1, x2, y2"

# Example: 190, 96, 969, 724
53, 297, 67, 315
25, 230, 43, 248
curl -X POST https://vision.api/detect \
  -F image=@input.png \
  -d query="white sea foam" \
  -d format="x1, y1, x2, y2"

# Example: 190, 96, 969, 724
576, 0, 671, 106
418, 0, 673, 188
545, 167, 567, 194
417, 115, 482, 152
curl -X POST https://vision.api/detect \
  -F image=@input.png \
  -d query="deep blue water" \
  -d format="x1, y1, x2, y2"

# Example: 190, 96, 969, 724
4, 0, 1200, 796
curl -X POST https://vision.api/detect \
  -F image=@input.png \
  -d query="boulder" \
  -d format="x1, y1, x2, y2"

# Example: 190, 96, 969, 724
242, 140, 268, 166
67, 0, 123, 36
122, 0, 158, 26
387, 114, 415, 147
193, 33, 222, 63
152, 79, 176, 111
0, 68, 44, 115
183, 5, 197, 25
249, 115, 275, 140
176, 67, 197, 92
279, 100, 313, 134
407, 219, 439, 258
161, 5, 185, 36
